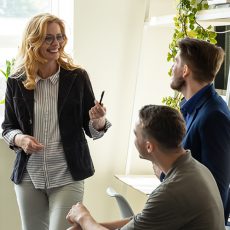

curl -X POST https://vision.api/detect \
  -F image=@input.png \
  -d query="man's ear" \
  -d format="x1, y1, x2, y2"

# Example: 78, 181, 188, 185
183, 64, 190, 78
146, 141, 154, 153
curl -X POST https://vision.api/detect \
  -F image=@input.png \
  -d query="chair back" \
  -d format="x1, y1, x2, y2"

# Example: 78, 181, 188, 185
106, 187, 134, 218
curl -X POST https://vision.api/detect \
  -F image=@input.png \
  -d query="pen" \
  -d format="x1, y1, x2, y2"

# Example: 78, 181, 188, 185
99, 91, 105, 105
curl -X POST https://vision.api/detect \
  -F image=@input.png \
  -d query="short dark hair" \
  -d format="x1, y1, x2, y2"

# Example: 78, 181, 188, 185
178, 37, 225, 83
139, 105, 186, 149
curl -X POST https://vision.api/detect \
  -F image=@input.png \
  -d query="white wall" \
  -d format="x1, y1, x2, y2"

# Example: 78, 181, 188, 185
73, 0, 149, 221
150, 0, 176, 16
0, 0, 175, 228
0, 139, 21, 229
124, 0, 176, 175
125, 25, 174, 175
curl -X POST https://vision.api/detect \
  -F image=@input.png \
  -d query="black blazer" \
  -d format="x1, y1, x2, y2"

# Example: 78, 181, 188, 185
2, 67, 96, 184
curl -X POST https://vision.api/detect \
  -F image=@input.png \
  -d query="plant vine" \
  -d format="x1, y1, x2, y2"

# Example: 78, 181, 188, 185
162, 0, 217, 109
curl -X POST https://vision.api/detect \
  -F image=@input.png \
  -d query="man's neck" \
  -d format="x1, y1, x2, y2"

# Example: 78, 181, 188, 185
181, 80, 209, 100
153, 148, 187, 174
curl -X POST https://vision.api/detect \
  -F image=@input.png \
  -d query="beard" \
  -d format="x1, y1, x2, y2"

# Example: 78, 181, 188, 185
170, 75, 185, 92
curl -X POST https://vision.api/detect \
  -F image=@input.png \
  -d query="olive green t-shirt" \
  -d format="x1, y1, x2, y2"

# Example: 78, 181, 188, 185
120, 151, 225, 230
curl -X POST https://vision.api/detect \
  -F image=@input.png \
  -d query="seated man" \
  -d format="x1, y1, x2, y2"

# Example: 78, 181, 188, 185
66, 105, 225, 230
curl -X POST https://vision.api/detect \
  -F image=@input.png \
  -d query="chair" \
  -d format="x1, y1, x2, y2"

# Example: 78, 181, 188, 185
106, 187, 134, 218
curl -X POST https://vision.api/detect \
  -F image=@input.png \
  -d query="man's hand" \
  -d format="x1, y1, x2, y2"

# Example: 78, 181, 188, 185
66, 202, 90, 225
66, 224, 82, 230
66, 202, 109, 230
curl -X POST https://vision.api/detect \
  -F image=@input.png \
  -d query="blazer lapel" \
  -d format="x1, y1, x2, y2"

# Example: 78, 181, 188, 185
186, 88, 213, 132
186, 109, 198, 132
58, 68, 76, 117
18, 80, 34, 121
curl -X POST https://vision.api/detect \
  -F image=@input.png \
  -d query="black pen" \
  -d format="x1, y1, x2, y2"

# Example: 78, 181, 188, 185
99, 91, 105, 105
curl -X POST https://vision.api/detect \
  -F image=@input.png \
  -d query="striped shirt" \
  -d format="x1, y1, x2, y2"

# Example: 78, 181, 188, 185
3, 70, 111, 189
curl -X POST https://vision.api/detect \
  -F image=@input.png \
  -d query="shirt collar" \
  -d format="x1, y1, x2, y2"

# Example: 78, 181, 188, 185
35, 68, 60, 85
165, 150, 191, 179
180, 84, 212, 115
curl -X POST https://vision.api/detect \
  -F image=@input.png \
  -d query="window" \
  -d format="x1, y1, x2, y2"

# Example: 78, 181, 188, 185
0, 1, 52, 131
0, 0, 51, 64
214, 25, 230, 94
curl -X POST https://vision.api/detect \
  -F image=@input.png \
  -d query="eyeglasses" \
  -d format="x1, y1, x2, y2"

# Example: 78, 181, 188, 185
44, 34, 65, 45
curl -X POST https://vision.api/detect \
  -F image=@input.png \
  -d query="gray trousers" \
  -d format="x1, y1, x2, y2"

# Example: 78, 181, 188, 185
14, 180, 84, 230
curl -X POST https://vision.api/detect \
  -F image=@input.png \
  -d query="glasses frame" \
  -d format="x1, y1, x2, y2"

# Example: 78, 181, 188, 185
43, 34, 65, 45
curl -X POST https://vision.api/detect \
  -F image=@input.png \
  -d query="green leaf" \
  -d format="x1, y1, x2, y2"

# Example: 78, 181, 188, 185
189, 24, 195, 30
0, 99, 5, 104
191, 0, 196, 5
210, 38, 217, 44
168, 68, 172, 76
173, 16, 178, 22
0, 58, 14, 103
209, 31, 217, 38
0, 69, 6, 78
203, 3, 209, 9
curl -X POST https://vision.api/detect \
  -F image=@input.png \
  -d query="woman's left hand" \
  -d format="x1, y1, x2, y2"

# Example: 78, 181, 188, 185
89, 101, 106, 131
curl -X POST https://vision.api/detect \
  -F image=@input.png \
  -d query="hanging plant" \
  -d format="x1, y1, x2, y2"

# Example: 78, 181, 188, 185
162, 0, 217, 109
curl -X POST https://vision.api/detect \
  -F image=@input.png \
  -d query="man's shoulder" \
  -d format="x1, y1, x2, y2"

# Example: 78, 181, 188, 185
149, 158, 219, 201
194, 92, 230, 123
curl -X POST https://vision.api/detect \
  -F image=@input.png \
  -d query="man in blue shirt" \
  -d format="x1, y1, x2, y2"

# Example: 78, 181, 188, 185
171, 37, 230, 224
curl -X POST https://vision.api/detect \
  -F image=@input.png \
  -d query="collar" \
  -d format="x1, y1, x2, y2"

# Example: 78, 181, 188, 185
180, 84, 212, 116
165, 150, 191, 179
35, 68, 60, 85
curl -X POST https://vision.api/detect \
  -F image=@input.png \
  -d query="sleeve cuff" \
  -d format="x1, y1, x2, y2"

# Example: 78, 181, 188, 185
89, 119, 112, 140
2, 129, 23, 147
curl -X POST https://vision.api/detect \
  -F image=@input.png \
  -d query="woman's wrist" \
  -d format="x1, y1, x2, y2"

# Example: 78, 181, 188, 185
14, 134, 23, 147
91, 118, 106, 131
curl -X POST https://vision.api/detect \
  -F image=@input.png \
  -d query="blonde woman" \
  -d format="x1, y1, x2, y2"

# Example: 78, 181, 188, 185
2, 13, 110, 230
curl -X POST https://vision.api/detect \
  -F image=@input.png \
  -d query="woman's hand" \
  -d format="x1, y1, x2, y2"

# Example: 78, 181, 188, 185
89, 101, 106, 131
14, 134, 44, 155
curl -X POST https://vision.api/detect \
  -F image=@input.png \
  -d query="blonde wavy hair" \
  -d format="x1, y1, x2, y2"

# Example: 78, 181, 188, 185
12, 13, 79, 90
